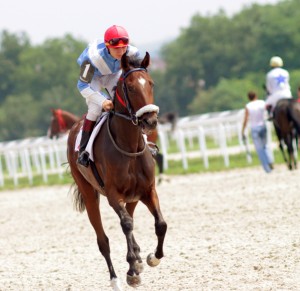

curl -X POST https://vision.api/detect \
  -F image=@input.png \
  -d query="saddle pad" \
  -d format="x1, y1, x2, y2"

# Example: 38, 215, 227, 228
75, 113, 108, 161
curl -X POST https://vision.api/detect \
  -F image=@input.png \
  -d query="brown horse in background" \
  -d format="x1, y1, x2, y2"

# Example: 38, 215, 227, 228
67, 52, 167, 290
272, 99, 300, 170
47, 108, 81, 139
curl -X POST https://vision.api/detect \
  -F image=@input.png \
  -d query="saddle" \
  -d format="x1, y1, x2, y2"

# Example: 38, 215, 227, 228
75, 113, 159, 161
75, 113, 108, 161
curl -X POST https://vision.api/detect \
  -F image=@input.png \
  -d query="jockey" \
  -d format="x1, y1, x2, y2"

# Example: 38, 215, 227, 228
76, 25, 140, 167
265, 56, 292, 119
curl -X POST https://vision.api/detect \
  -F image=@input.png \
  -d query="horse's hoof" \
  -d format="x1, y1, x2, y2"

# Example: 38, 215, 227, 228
126, 273, 141, 287
110, 277, 123, 291
147, 253, 160, 267
134, 260, 144, 274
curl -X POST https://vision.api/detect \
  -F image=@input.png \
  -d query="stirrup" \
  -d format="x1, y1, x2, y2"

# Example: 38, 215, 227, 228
77, 150, 90, 167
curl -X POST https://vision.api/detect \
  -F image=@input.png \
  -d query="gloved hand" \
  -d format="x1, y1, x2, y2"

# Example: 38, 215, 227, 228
102, 100, 114, 112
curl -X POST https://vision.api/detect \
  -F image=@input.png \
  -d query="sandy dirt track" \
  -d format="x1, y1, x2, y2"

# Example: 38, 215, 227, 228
1, 165, 300, 291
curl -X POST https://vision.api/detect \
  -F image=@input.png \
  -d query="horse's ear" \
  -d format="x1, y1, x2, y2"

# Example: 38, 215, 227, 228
121, 53, 130, 71
141, 52, 150, 69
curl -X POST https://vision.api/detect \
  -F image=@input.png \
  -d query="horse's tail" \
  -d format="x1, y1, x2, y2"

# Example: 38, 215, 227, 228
288, 101, 300, 136
69, 182, 86, 212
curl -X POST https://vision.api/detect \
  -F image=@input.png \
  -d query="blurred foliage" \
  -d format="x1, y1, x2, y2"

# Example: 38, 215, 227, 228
1, 0, 300, 141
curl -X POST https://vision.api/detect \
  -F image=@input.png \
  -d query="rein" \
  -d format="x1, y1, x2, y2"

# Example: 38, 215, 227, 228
106, 114, 147, 157
107, 66, 158, 157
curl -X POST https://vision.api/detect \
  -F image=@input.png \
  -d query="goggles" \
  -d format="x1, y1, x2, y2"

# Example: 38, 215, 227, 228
106, 37, 129, 47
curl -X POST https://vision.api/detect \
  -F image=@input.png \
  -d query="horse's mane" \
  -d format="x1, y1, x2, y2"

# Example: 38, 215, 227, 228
63, 110, 80, 120
53, 109, 80, 121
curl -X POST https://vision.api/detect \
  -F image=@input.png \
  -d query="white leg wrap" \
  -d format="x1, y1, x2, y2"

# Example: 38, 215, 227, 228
110, 277, 123, 291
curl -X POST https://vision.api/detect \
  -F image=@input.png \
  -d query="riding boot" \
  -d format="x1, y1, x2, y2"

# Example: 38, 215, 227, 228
266, 105, 273, 121
77, 118, 96, 167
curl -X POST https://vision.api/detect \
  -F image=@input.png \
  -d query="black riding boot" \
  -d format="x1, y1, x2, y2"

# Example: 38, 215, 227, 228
77, 119, 96, 167
266, 105, 273, 121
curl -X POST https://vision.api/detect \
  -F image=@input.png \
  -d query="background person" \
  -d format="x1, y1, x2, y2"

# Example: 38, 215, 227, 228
242, 91, 273, 173
265, 56, 292, 118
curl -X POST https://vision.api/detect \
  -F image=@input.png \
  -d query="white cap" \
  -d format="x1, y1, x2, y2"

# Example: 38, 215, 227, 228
270, 56, 283, 67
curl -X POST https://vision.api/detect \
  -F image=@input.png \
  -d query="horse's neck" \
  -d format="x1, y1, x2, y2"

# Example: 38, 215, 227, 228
110, 117, 144, 151
63, 113, 80, 128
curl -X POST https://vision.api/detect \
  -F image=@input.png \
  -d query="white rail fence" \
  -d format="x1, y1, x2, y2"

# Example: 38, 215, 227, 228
0, 135, 68, 187
158, 109, 275, 170
0, 109, 276, 187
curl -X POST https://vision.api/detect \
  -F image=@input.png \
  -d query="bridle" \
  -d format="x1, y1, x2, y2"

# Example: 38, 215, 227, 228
107, 67, 159, 156
113, 67, 159, 125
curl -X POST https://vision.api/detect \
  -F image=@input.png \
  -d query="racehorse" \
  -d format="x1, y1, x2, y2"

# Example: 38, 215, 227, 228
47, 108, 81, 139
272, 99, 300, 170
67, 52, 167, 290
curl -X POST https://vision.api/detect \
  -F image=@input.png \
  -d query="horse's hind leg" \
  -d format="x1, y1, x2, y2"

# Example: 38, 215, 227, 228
141, 189, 167, 267
72, 172, 120, 289
279, 140, 289, 168
285, 136, 295, 170
155, 153, 164, 184
155, 153, 163, 175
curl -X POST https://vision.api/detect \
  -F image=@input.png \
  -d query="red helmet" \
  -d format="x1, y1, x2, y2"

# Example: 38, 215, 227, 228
104, 25, 129, 48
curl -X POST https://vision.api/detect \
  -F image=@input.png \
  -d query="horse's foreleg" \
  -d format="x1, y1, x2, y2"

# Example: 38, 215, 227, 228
141, 190, 167, 267
125, 202, 143, 269
113, 201, 142, 287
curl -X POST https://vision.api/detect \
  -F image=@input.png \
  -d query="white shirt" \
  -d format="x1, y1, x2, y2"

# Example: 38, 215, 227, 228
265, 67, 292, 108
246, 100, 266, 128
266, 67, 292, 98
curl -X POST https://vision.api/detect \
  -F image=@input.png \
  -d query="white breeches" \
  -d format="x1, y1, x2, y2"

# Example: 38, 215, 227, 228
85, 97, 103, 121
265, 94, 292, 111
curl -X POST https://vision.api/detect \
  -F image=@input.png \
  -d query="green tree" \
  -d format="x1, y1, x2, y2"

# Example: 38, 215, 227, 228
0, 31, 31, 103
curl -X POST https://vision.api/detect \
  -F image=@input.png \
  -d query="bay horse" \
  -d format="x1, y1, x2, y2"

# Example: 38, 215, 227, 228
47, 108, 81, 139
67, 52, 167, 290
272, 99, 300, 170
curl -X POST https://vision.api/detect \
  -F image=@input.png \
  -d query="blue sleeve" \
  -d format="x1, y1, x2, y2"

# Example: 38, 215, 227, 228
77, 79, 89, 92
77, 47, 89, 65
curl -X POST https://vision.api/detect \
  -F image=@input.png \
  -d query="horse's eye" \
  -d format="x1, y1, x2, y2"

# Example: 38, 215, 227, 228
127, 85, 135, 92
148, 81, 154, 88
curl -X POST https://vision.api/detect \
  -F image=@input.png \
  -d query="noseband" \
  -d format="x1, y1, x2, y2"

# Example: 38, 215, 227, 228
114, 68, 159, 125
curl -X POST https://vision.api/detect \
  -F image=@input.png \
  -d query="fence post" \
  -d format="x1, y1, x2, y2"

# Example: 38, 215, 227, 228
178, 129, 188, 170
0, 155, 4, 187
219, 124, 229, 167
158, 129, 169, 170
198, 126, 209, 168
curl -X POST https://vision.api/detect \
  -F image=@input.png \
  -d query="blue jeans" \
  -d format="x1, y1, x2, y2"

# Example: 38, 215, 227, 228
251, 125, 273, 173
